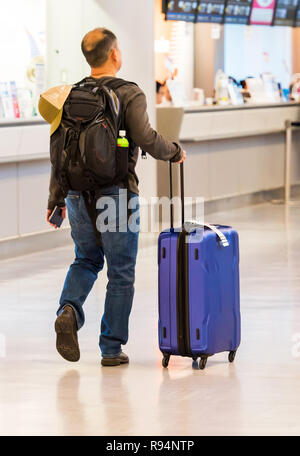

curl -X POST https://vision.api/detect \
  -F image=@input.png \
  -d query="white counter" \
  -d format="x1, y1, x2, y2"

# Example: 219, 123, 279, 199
1, 103, 300, 258
0, 119, 49, 163
174, 102, 300, 207
0, 119, 54, 254
180, 102, 300, 142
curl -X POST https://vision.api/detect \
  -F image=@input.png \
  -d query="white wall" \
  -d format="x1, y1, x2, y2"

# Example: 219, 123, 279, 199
46, 0, 156, 201
224, 24, 292, 89
194, 23, 225, 98
168, 21, 194, 100
46, 0, 84, 88
0, 0, 46, 86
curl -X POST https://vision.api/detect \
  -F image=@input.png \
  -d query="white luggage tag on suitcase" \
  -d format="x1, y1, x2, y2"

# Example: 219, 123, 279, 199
184, 221, 229, 248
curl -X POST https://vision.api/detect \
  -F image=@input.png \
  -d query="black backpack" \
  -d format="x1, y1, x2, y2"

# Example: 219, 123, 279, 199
50, 78, 137, 196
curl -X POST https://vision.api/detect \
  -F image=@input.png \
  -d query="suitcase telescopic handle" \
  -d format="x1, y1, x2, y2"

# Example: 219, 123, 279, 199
169, 161, 185, 229
169, 161, 229, 247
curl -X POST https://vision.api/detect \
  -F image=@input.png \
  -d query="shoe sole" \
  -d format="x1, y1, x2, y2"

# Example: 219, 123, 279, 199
55, 313, 80, 362
101, 358, 129, 367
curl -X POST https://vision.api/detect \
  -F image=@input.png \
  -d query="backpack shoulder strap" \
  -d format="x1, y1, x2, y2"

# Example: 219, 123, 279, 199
101, 79, 138, 131
73, 77, 90, 88
74, 77, 138, 90
105, 78, 146, 158
102, 78, 138, 92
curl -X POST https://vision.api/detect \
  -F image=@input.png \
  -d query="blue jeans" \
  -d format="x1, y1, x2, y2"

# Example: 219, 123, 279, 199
57, 186, 140, 358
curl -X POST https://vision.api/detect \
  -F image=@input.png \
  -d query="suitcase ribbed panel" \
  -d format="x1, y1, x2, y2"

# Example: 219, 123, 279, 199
188, 227, 241, 355
158, 230, 180, 354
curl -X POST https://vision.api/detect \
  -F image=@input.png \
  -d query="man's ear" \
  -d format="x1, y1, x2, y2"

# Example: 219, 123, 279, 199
111, 48, 118, 62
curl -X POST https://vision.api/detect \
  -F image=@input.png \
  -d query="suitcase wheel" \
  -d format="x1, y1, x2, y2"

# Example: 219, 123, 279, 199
162, 354, 170, 368
228, 350, 236, 363
192, 358, 199, 369
199, 357, 207, 370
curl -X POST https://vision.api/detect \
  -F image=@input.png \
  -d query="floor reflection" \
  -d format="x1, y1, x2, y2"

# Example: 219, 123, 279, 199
158, 363, 241, 435
2, 202, 300, 435
56, 369, 86, 435
100, 365, 134, 436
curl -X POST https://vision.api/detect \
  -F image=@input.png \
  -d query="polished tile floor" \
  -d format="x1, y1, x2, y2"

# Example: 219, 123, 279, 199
1, 202, 300, 436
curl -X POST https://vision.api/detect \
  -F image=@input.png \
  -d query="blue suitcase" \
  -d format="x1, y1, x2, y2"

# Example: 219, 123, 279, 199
158, 163, 241, 369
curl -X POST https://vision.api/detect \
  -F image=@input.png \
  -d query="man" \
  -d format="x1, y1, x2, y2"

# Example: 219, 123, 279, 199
156, 81, 165, 105
47, 28, 186, 366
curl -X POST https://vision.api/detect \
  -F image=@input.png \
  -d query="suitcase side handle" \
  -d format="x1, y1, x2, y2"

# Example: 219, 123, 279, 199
185, 221, 229, 248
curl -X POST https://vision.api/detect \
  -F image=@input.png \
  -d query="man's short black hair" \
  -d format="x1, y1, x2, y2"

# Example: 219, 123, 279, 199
81, 28, 117, 68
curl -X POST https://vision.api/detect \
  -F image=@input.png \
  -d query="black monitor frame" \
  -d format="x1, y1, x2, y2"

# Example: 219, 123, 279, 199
164, 0, 200, 22
162, 0, 168, 13
196, 0, 227, 23
272, 0, 299, 27
162, 0, 300, 25
295, 0, 300, 26
224, 0, 254, 25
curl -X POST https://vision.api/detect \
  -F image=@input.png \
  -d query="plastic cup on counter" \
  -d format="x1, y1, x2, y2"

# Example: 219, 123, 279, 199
193, 88, 205, 105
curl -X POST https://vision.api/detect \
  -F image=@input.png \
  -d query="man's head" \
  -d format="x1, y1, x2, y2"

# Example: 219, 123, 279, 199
81, 28, 122, 75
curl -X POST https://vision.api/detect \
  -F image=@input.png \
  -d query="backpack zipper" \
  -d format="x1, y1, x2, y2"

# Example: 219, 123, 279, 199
82, 117, 115, 164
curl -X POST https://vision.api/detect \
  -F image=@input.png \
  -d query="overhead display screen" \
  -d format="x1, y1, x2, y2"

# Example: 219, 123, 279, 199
163, 0, 300, 24
273, 0, 298, 26
165, 0, 199, 21
197, 0, 226, 22
224, 0, 253, 24
250, 0, 276, 25
296, 4, 300, 25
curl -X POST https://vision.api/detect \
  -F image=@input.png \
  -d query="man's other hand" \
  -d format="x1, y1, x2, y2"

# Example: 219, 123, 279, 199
46, 207, 67, 229
175, 150, 186, 164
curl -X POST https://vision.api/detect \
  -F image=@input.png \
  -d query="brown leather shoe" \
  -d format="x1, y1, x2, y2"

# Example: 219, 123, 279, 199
55, 305, 80, 362
101, 351, 129, 366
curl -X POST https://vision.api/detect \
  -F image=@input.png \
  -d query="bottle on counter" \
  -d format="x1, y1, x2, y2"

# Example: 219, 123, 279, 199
215, 69, 230, 106
290, 74, 300, 102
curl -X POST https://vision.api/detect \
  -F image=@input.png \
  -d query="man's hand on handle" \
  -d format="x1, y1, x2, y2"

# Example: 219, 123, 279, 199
46, 207, 67, 229
175, 150, 186, 164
